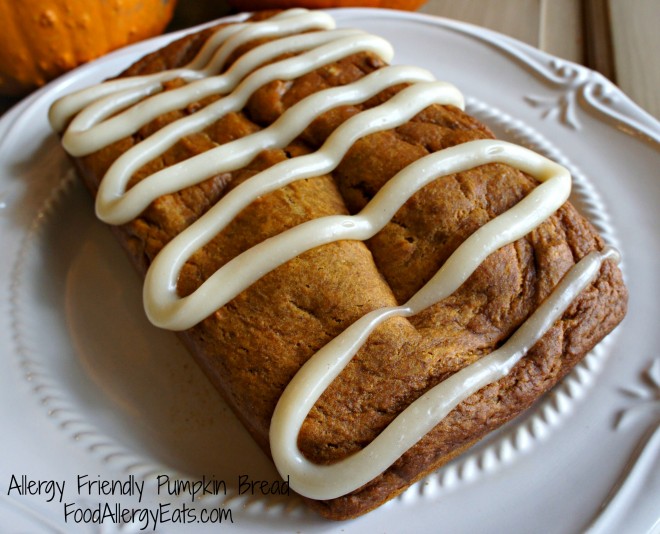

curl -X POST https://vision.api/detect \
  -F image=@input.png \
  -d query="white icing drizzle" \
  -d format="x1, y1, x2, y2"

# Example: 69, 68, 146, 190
96, 61, 436, 225
62, 29, 392, 158
144, 139, 567, 330
271, 246, 620, 499
143, 76, 463, 329
49, 9, 622, 501
48, 9, 332, 133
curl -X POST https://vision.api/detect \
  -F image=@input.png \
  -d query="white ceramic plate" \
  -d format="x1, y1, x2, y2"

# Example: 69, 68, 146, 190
1, 8, 659, 534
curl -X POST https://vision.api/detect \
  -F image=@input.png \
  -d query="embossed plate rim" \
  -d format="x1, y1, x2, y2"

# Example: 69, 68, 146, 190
1, 8, 658, 534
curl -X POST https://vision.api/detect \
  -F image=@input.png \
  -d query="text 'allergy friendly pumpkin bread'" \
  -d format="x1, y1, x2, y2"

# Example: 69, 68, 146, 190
49, 8, 628, 520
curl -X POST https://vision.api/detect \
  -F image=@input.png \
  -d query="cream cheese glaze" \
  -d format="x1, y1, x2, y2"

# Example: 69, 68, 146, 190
50, 9, 621, 501
271, 245, 619, 499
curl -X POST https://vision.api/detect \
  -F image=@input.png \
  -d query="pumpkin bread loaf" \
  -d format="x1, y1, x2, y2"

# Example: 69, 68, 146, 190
57, 13, 627, 520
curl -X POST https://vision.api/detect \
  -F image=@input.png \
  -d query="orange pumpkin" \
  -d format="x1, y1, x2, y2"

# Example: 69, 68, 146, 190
228, 0, 427, 12
0, 0, 177, 96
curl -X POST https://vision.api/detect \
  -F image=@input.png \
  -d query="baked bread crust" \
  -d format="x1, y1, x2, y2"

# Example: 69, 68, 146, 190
66, 17, 627, 520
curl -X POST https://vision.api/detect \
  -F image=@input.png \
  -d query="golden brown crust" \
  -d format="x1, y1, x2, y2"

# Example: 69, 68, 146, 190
69, 20, 627, 520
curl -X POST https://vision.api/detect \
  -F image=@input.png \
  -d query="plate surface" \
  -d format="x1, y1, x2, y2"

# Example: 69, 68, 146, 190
1, 8, 659, 534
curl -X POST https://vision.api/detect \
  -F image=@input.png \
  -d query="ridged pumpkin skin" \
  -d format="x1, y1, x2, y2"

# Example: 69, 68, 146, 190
229, 1, 427, 12
0, 0, 177, 96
